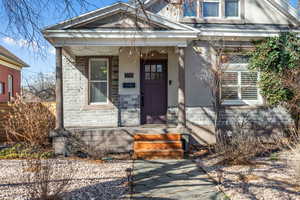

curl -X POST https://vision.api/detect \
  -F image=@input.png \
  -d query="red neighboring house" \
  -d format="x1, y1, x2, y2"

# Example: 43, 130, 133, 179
0, 45, 28, 102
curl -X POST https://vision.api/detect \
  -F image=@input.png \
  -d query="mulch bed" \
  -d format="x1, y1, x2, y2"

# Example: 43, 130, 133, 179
196, 151, 300, 200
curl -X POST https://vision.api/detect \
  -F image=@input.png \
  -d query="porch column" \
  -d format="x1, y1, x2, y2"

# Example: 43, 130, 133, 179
55, 47, 64, 130
177, 47, 186, 129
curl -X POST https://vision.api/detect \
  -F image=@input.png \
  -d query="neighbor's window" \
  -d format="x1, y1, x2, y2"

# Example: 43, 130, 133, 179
8, 75, 13, 99
221, 54, 262, 105
225, 0, 239, 17
0, 82, 4, 94
203, 0, 220, 17
89, 58, 109, 104
183, 0, 197, 17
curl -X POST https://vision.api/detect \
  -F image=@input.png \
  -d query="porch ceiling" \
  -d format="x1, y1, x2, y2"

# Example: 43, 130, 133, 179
64, 46, 120, 56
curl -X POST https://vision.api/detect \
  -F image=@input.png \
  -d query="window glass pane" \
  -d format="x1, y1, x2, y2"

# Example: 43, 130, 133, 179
241, 72, 258, 85
184, 0, 197, 17
225, 0, 239, 17
222, 72, 238, 85
90, 82, 107, 103
203, 2, 219, 17
0, 82, 3, 94
241, 87, 258, 100
222, 87, 238, 100
8, 75, 13, 95
90, 60, 108, 81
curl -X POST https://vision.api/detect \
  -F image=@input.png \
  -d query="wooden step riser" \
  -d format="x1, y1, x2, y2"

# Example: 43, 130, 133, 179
134, 142, 183, 151
134, 134, 181, 141
134, 151, 184, 160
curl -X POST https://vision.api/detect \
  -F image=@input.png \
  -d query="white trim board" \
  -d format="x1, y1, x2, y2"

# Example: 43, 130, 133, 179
50, 38, 190, 47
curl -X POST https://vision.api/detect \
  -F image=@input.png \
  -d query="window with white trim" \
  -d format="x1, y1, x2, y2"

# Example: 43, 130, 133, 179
0, 82, 4, 95
182, 0, 241, 18
202, 0, 220, 17
8, 75, 13, 99
221, 54, 262, 105
89, 58, 109, 104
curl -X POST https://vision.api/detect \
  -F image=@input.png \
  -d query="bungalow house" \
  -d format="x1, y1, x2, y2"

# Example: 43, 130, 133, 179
43, 0, 299, 156
0, 45, 28, 102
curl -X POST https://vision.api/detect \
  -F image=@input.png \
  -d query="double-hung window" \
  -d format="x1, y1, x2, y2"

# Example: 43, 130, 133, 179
182, 0, 240, 18
225, 0, 239, 17
202, 0, 220, 17
89, 58, 109, 104
183, 0, 197, 17
221, 54, 262, 105
8, 75, 13, 99
0, 82, 4, 95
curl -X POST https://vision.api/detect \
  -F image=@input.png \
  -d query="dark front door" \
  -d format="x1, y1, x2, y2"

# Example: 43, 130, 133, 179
141, 60, 167, 124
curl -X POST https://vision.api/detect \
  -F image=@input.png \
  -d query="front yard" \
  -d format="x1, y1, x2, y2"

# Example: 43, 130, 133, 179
197, 149, 300, 200
0, 158, 132, 200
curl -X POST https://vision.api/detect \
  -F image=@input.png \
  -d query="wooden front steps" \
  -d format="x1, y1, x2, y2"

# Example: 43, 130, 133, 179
133, 134, 184, 160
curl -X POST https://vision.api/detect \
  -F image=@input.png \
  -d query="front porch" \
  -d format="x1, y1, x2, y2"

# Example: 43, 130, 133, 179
55, 45, 188, 130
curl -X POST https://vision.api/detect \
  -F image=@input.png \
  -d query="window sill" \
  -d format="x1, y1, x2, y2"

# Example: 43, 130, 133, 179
82, 104, 116, 111
221, 100, 264, 107
220, 105, 268, 110
179, 17, 244, 24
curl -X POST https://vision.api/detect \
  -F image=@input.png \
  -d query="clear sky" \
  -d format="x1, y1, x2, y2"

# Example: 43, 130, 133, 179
0, 0, 298, 81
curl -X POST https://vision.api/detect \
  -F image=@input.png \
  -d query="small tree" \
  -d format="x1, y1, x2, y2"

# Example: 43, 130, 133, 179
249, 32, 300, 132
23, 72, 56, 102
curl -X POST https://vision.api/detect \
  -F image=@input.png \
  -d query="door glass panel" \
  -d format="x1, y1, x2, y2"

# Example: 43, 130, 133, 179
157, 64, 162, 72
151, 73, 156, 80
145, 73, 151, 80
145, 65, 151, 72
151, 65, 156, 72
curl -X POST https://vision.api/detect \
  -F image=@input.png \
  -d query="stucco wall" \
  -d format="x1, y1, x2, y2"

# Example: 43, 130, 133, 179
119, 48, 140, 95
0, 64, 21, 102
185, 42, 214, 107
149, 0, 293, 25
245, 0, 291, 24
148, 1, 182, 21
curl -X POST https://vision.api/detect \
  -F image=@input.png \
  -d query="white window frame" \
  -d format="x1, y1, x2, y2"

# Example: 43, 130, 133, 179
224, 0, 240, 18
221, 63, 263, 106
8, 75, 13, 98
0, 82, 4, 95
88, 58, 109, 105
202, 0, 221, 18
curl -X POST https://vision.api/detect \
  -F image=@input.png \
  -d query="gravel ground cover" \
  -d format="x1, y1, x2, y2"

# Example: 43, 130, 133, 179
196, 151, 300, 200
0, 159, 132, 200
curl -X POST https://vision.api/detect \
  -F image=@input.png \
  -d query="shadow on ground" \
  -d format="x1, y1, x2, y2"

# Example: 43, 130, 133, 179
131, 159, 223, 200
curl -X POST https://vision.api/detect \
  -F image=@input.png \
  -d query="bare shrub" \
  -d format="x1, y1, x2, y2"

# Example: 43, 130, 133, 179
22, 159, 74, 200
215, 113, 267, 165
4, 95, 55, 147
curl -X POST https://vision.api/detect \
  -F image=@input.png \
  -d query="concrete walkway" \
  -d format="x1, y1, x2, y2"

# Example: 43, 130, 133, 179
131, 159, 223, 200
